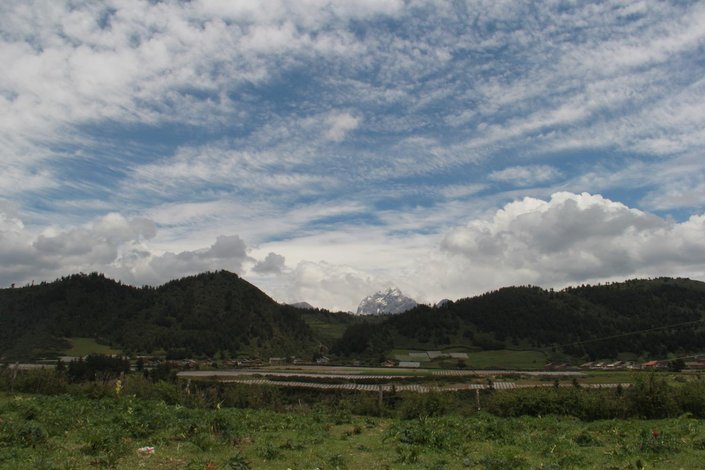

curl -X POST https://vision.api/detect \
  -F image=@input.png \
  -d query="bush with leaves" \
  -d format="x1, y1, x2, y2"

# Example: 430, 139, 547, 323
67, 354, 130, 383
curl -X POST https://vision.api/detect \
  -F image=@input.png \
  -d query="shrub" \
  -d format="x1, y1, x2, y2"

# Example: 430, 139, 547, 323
674, 381, 705, 418
331, 403, 352, 424
639, 429, 680, 454
395, 444, 420, 464
398, 392, 449, 420
626, 374, 677, 419
255, 442, 280, 460
209, 412, 240, 441
122, 375, 174, 401
475, 451, 528, 469
67, 354, 130, 383
222, 453, 252, 470
190, 431, 218, 451
573, 430, 601, 447
80, 427, 130, 467
486, 387, 627, 420
0, 368, 68, 395
1, 420, 48, 447
347, 394, 382, 417
327, 452, 347, 469
383, 416, 457, 451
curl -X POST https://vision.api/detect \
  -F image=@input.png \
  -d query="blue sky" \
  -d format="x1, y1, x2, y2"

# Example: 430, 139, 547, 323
2, 0, 705, 311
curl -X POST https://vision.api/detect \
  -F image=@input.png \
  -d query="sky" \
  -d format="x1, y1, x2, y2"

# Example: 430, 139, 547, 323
2, 0, 705, 312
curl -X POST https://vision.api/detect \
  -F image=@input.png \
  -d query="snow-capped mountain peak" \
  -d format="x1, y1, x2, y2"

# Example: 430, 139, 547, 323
356, 287, 417, 315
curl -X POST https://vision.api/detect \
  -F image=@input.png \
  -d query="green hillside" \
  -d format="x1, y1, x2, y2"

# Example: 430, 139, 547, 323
3, 273, 705, 363
0, 271, 317, 360
333, 278, 705, 361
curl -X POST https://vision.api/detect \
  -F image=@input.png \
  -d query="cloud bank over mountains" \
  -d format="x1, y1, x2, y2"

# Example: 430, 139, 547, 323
3, 192, 705, 311
2, 1, 705, 310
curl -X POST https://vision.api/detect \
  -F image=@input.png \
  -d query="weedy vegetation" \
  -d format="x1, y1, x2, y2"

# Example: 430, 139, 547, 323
3, 366, 705, 468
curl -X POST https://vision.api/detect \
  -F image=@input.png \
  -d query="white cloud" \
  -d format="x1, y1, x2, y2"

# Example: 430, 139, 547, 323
439, 183, 486, 199
3, 192, 705, 313
118, 235, 251, 285
0, 206, 252, 287
0, 164, 56, 197
3, 0, 705, 209
248, 192, 705, 310
32, 213, 156, 266
488, 165, 561, 186
271, 261, 378, 312
641, 176, 705, 211
124, 142, 340, 202
0, 201, 22, 231
252, 252, 286, 274
324, 111, 360, 142
3, 1, 705, 309
0, 0, 395, 193
436, 192, 705, 293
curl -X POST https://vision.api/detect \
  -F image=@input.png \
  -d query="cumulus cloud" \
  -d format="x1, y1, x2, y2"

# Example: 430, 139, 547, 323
252, 252, 286, 274
191, 192, 705, 310
437, 192, 705, 292
121, 235, 250, 285
0, 210, 153, 285
3, 193, 705, 312
0, 206, 253, 287
281, 261, 379, 312
32, 213, 156, 266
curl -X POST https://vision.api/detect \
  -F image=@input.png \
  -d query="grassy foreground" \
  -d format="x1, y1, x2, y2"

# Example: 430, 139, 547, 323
3, 391, 705, 469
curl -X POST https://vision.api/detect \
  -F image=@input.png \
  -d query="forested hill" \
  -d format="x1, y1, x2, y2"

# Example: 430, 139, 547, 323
4, 273, 705, 362
0, 271, 316, 360
333, 278, 705, 360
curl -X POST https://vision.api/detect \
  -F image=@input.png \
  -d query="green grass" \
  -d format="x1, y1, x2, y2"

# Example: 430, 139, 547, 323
302, 319, 348, 345
62, 337, 122, 357
389, 348, 549, 370
583, 370, 694, 386
3, 391, 705, 469
462, 350, 547, 370
299, 311, 357, 345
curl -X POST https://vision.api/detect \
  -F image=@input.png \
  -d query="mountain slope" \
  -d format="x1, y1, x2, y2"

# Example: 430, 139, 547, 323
5, 273, 705, 362
334, 278, 705, 360
0, 271, 316, 360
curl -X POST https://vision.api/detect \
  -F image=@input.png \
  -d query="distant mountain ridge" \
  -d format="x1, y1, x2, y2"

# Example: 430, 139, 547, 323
356, 288, 417, 315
